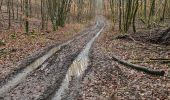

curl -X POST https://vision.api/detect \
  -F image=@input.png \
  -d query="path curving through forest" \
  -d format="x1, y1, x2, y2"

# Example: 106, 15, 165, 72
0, 16, 105, 100
0, 22, 97, 97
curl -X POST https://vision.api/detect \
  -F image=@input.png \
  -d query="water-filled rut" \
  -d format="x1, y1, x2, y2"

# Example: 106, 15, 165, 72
51, 23, 105, 100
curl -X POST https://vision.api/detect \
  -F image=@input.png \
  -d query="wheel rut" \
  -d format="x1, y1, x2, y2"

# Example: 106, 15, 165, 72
0, 17, 105, 100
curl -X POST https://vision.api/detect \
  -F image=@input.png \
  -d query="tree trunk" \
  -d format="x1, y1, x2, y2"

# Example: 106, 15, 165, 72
160, 0, 167, 22
119, 0, 122, 32
41, 0, 45, 30
144, 0, 147, 19
132, 0, 139, 33
0, 0, 3, 12
7, 0, 11, 29
148, 0, 156, 27
25, 0, 29, 33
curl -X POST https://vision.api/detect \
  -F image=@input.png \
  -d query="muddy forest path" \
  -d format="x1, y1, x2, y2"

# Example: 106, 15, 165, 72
0, 17, 105, 100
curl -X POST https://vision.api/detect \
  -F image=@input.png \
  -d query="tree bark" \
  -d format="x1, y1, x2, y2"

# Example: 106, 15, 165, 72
160, 0, 167, 22
7, 0, 11, 29
0, 0, 3, 12
119, 0, 122, 31
132, 0, 139, 33
25, 0, 29, 33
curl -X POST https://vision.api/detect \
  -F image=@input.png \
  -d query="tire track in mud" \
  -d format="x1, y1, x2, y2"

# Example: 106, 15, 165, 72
0, 18, 104, 100
0, 27, 93, 97
50, 21, 105, 100
0, 20, 97, 89
62, 25, 129, 100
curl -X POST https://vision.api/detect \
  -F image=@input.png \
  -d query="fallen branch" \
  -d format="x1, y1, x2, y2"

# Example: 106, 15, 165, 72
150, 58, 170, 61
112, 54, 165, 76
149, 59, 170, 64
130, 60, 160, 64
131, 60, 170, 64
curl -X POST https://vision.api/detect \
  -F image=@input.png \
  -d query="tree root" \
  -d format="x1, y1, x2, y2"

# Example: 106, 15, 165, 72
112, 54, 165, 76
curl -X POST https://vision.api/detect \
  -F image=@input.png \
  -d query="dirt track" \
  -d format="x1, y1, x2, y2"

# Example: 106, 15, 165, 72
62, 19, 170, 100
0, 17, 105, 100
1, 16, 169, 100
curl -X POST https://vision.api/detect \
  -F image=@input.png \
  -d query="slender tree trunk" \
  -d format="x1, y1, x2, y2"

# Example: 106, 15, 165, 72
11, 0, 15, 20
125, 0, 132, 33
20, 0, 24, 27
7, 0, 11, 29
0, 0, 3, 12
16, 0, 19, 20
119, 0, 122, 31
132, 0, 139, 33
25, 0, 29, 33
41, 0, 45, 30
144, 0, 147, 19
29, 0, 32, 17
148, 0, 156, 27
160, 0, 167, 22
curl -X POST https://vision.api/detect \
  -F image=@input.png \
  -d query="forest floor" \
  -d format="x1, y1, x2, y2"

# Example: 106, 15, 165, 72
0, 17, 170, 100
64, 22, 170, 99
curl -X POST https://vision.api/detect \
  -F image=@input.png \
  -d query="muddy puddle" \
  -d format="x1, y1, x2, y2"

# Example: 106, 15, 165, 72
0, 45, 64, 96
51, 24, 104, 100
0, 19, 101, 98
0, 23, 99, 97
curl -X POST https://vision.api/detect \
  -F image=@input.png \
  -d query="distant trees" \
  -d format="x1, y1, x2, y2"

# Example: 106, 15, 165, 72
46, 0, 71, 31
0, 0, 96, 33
117, 0, 139, 33
76, 0, 96, 22
106, 0, 170, 33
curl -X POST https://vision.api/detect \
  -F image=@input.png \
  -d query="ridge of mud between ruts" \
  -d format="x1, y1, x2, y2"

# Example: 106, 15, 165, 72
0, 18, 105, 99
